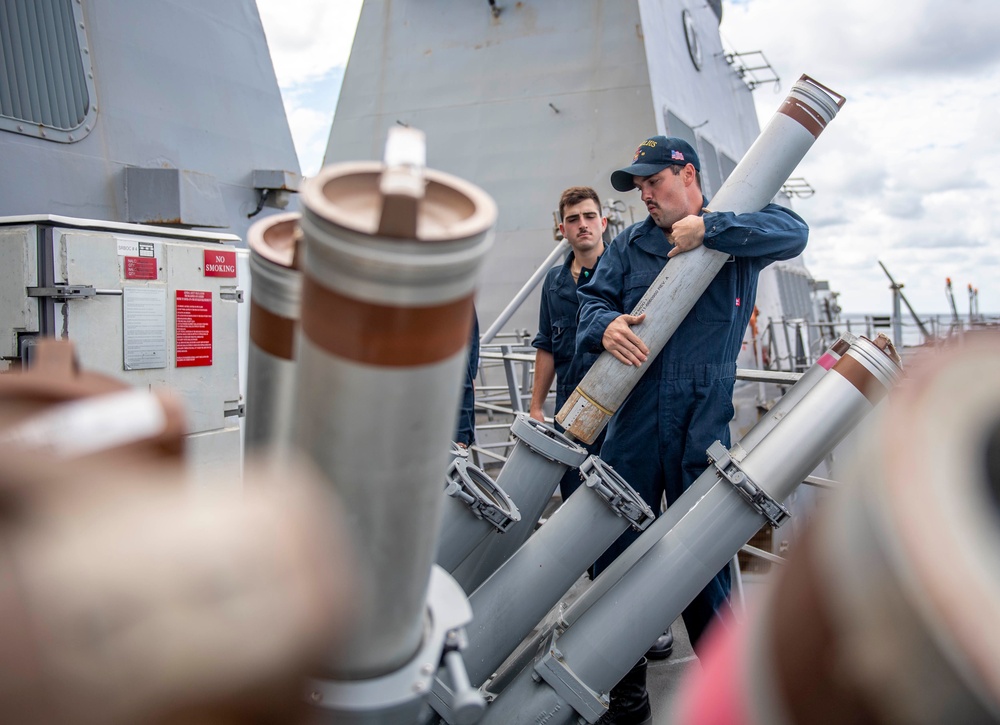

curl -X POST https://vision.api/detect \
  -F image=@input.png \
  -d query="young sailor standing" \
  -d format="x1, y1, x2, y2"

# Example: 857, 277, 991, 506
529, 186, 607, 501
577, 137, 808, 724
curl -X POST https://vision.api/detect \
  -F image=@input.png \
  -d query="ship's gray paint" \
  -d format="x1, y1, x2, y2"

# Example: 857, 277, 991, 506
0, 0, 300, 245
638, 0, 760, 175
326, 0, 671, 330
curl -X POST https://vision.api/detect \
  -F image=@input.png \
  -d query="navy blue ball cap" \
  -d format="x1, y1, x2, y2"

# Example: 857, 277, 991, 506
610, 136, 701, 192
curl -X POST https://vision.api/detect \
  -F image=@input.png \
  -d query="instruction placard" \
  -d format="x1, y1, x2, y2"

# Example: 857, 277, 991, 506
123, 287, 167, 370
175, 290, 213, 367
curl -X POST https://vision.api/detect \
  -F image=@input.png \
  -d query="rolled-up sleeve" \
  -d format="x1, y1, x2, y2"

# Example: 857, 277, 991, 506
576, 241, 626, 355
531, 272, 555, 353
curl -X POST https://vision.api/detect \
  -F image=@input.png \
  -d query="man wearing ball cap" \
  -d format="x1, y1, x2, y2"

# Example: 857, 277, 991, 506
577, 135, 809, 724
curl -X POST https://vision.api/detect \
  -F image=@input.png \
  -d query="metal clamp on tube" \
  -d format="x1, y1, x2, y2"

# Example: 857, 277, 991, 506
444, 457, 521, 533
436, 458, 521, 574
509, 413, 590, 466
307, 568, 477, 725
431, 645, 488, 725
707, 440, 790, 529
533, 634, 608, 724
579, 456, 655, 531
450, 414, 587, 593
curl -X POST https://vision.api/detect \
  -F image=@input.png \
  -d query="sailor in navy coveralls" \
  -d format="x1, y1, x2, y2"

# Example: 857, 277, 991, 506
530, 186, 607, 501
578, 136, 807, 724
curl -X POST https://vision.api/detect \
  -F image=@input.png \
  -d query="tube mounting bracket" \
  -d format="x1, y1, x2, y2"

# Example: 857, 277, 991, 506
707, 440, 790, 528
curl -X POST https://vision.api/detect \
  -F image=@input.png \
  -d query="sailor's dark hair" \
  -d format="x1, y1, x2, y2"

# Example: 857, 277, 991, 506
558, 186, 602, 221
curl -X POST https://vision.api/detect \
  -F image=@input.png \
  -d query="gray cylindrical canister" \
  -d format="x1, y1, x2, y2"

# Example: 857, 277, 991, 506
245, 211, 302, 452
294, 138, 496, 680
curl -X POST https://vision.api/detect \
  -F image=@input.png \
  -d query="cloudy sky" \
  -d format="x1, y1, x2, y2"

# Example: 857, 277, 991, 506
256, 0, 999, 316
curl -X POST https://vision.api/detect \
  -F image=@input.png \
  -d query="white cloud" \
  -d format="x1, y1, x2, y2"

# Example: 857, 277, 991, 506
256, 0, 362, 176
256, 0, 363, 88
286, 104, 333, 178
721, 0, 1000, 314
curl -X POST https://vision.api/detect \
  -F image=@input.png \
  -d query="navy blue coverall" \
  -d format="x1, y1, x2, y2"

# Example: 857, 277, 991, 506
531, 252, 605, 501
576, 201, 808, 648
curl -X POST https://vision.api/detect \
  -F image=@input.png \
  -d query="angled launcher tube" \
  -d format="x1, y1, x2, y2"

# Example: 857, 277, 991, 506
449, 414, 587, 594
480, 335, 900, 725
558, 76, 847, 444
731, 332, 856, 459
293, 128, 496, 682
483, 334, 859, 696
245, 212, 302, 451
559, 333, 859, 630
436, 456, 520, 574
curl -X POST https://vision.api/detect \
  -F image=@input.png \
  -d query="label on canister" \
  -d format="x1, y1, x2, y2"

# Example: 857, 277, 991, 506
560, 396, 589, 429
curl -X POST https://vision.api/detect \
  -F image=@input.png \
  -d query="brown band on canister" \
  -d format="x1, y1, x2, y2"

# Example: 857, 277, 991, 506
768, 524, 886, 725
832, 354, 886, 405
779, 97, 826, 139
250, 300, 297, 361
300, 277, 474, 367
831, 337, 852, 356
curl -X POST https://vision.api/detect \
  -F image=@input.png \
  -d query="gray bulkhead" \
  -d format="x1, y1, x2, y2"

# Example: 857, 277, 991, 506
0, 0, 300, 245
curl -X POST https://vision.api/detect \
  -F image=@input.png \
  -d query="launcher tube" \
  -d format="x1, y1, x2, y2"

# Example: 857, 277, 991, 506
294, 141, 496, 679
245, 212, 302, 451
558, 76, 847, 444
483, 336, 899, 724
450, 414, 586, 594
682, 336, 1000, 725
459, 456, 652, 689
563, 333, 859, 626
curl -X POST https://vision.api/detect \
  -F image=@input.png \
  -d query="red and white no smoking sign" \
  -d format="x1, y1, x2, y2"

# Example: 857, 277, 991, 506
204, 248, 237, 277
176, 290, 212, 367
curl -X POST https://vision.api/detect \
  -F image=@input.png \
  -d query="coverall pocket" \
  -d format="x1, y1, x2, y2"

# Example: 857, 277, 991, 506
623, 271, 659, 311
694, 261, 737, 324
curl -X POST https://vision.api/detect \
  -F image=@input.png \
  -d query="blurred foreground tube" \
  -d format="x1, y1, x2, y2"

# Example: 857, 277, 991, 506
0, 454, 355, 725
678, 333, 1000, 725
0, 345, 355, 725
294, 127, 496, 680
0, 339, 186, 462
559, 75, 847, 444
245, 211, 303, 452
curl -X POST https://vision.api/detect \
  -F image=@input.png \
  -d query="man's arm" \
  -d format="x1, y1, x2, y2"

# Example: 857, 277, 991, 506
701, 204, 808, 261
529, 349, 556, 422
529, 270, 557, 420
576, 238, 649, 366
576, 240, 625, 354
